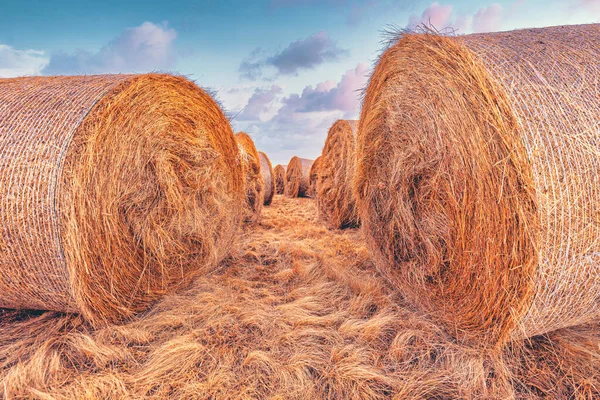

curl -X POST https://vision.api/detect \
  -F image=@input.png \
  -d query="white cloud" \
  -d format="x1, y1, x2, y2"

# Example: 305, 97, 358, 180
0, 44, 48, 77
472, 4, 504, 33
407, 2, 504, 34
42, 22, 177, 75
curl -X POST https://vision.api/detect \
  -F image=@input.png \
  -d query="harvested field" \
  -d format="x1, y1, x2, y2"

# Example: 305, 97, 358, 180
0, 74, 244, 326
274, 165, 286, 195
355, 24, 600, 346
285, 157, 313, 198
1, 196, 598, 399
236, 132, 264, 223
317, 120, 359, 229
259, 151, 275, 206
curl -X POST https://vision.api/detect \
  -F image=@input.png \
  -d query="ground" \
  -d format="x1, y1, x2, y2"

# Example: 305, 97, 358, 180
0, 196, 598, 399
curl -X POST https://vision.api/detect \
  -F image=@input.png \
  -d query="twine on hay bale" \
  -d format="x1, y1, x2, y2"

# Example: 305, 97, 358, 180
285, 157, 314, 198
354, 24, 600, 346
258, 152, 275, 206
274, 165, 286, 195
0, 74, 244, 325
317, 120, 359, 229
235, 132, 264, 223
308, 156, 323, 199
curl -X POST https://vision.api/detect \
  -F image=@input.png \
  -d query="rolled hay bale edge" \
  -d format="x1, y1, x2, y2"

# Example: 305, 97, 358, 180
0, 74, 245, 325
355, 24, 600, 346
308, 156, 323, 199
235, 132, 264, 222
285, 157, 314, 198
274, 165, 286, 195
259, 151, 275, 206
317, 120, 359, 229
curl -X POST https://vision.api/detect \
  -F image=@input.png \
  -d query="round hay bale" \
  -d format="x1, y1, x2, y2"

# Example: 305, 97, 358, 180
308, 156, 323, 199
0, 74, 244, 325
317, 120, 359, 229
285, 157, 314, 198
259, 151, 275, 206
274, 165, 287, 195
354, 24, 600, 346
235, 132, 264, 222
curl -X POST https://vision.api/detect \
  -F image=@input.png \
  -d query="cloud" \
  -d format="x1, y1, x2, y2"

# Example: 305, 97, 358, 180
236, 85, 283, 121
42, 22, 177, 75
0, 44, 48, 77
239, 32, 347, 80
472, 4, 503, 33
407, 2, 503, 34
408, 2, 454, 29
232, 63, 369, 164
578, 0, 600, 13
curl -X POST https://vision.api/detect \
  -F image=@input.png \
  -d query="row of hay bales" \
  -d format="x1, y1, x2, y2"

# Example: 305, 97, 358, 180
310, 24, 600, 348
0, 74, 277, 326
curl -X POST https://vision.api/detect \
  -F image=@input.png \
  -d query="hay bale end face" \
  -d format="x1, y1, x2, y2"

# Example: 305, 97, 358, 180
235, 132, 265, 222
317, 119, 359, 229
259, 151, 275, 206
274, 165, 286, 195
285, 157, 314, 198
355, 24, 600, 346
308, 156, 323, 199
0, 74, 245, 325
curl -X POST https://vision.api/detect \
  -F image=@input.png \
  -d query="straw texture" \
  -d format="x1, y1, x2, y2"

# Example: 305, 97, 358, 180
236, 132, 264, 223
274, 165, 286, 195
308, 156, 323, 199
285, 157, 314, 198
259, 151, 275, 206
0, 74, 244, 325
355, 24, 600, 346
317, 120, 359, 229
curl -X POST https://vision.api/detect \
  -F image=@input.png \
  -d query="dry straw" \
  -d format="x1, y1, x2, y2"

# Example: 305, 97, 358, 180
317, 120, 360, 229
274, 165, 286, 195
285, 157, 314, 198
308, 156, 323, 198
0, 74, 244, 325
355, 24, 600, 347
235, 132, 265, 223
259, 151, 275, 206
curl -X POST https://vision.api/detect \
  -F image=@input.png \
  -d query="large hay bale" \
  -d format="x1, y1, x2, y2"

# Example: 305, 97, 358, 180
235, 132, 264, 222
285, 157, 314, 198
0, 74, 244, 325
354, 24, 600, 346
274, 165, 286, 195
258, 151, 275, 206
317, 120, 359, 229
308, 156, 323, 199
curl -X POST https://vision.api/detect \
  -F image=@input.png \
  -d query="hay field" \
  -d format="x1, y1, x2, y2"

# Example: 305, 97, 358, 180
1, 195, 598, 399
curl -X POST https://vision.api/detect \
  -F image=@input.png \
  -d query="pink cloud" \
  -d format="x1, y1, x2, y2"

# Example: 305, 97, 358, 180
472, 4, 503, 33
409, 2, 454, 30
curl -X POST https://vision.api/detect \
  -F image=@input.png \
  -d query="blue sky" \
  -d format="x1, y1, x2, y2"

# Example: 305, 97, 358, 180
1, 0, 599, 164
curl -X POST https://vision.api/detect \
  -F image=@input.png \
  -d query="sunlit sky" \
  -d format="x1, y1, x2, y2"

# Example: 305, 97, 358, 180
1, 0, 598, 164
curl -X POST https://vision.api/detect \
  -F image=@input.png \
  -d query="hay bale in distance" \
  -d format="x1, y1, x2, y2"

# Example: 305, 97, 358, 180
317, 120, 359, 229
308, 156, 323, 199
285, 157, 314, 198
0, 74, 245, 325
274, 165, 286, 195
235, 132, 264, 223
354, 24, 600, 346
259, 151, 275, 206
